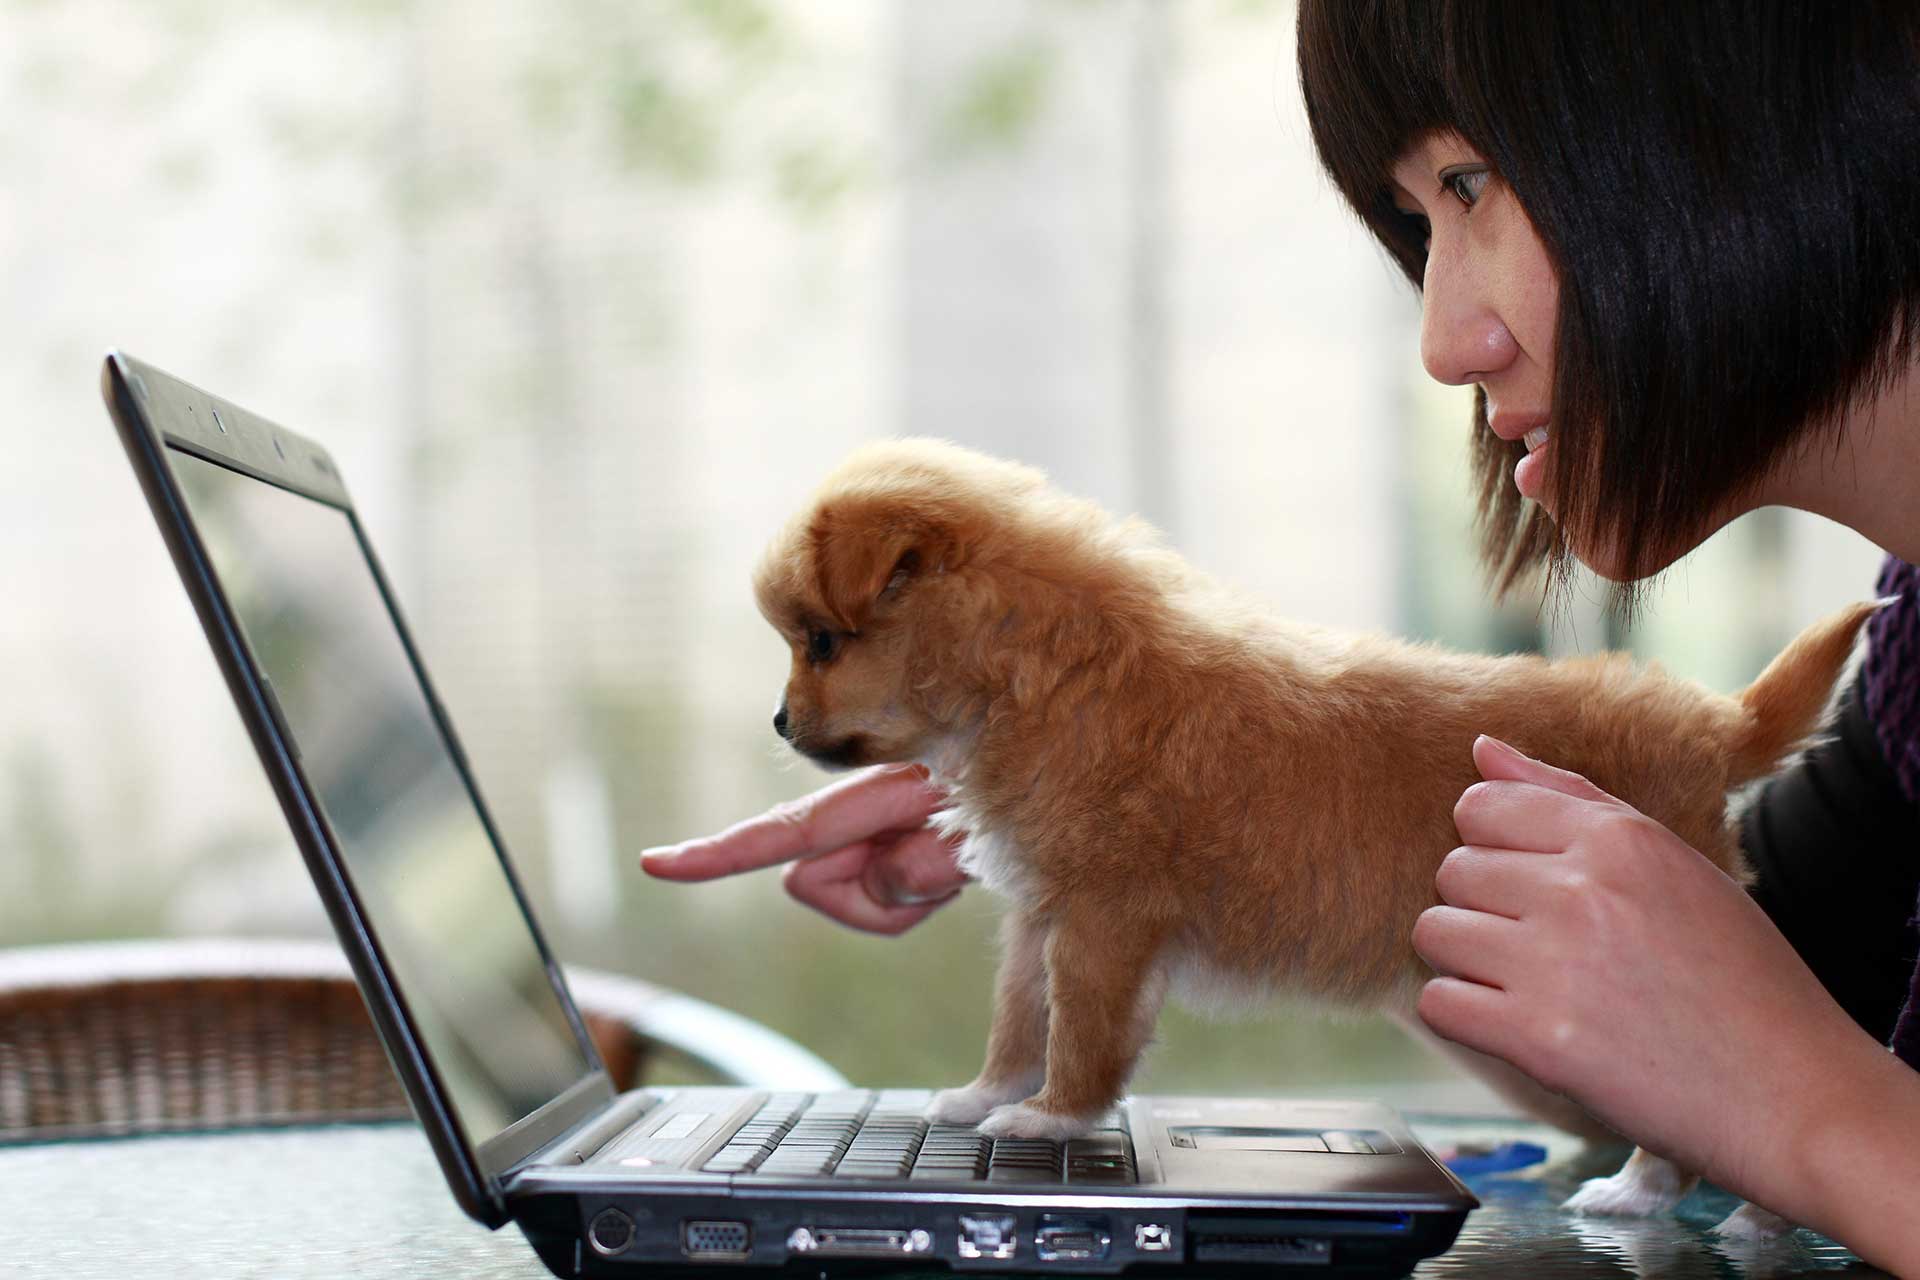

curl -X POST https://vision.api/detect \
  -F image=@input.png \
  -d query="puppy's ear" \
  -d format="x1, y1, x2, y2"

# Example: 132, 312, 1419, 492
811, 504, 949, 631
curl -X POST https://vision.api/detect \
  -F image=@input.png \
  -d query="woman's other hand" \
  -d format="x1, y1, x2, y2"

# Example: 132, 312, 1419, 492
639, 763, 967, 934
1413, 734, 1902, 1234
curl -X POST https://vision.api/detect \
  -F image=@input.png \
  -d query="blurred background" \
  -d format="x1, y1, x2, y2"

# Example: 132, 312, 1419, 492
4, 0, 1884, 1102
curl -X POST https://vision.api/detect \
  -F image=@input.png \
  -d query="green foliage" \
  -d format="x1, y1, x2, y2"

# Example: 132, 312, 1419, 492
773, 138, 866, 222
938, 41, 1056, 159
680, 0, 785, 63
609, 67, 722, 182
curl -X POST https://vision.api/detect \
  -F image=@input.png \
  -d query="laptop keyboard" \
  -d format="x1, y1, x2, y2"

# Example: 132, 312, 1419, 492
699, 1089, 1136, 1184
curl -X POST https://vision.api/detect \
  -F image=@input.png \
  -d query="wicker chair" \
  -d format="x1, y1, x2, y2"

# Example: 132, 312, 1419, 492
0, 938, 846, 1144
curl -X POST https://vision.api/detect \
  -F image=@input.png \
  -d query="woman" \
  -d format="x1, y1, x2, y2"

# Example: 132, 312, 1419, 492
642, 3, 1920, 1269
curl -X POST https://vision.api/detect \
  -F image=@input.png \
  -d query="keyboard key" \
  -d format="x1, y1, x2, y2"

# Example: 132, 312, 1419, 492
721, 1093, 1133, 1186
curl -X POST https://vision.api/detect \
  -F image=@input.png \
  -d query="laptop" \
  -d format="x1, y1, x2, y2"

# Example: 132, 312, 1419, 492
101, 350, 1477, 1276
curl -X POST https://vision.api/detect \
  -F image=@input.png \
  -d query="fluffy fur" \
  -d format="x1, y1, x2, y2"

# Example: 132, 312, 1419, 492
753, 438, 1878, 1226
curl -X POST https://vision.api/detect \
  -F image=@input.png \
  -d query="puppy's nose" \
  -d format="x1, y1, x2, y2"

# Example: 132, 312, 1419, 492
773, 702, 790, 739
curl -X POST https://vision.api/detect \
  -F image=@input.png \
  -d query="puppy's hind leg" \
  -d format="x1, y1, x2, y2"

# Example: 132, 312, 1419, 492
927, 910, 1052, 1126
1710, 1201, 1797, 1241
1565, 1147, 1700, 1218
978, 910, 1167, 1141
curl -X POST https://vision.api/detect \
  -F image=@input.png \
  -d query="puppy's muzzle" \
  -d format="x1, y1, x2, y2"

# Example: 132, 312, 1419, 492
773, 699, 792, 741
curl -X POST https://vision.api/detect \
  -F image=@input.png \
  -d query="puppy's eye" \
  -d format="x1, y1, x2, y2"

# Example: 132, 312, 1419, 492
807, 628, 840, 664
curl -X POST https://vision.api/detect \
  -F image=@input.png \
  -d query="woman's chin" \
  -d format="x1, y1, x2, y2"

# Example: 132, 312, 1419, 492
1573, 536, 1690, 585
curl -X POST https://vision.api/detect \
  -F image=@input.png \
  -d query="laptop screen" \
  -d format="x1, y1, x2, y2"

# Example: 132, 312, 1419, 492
167, 445, 596, 1148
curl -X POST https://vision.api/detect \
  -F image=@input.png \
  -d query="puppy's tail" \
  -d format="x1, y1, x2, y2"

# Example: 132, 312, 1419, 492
1727, 596, 1892, 784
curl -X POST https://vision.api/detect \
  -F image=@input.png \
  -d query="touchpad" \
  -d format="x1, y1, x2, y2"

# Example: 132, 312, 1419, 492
1168, 1126, 1401, 1155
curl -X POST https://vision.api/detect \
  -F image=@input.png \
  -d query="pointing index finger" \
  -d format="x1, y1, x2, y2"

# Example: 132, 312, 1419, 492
640, 764, 944, 881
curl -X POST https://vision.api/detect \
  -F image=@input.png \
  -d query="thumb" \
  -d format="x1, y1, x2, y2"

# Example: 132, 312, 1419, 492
1472, 734, 1616, 804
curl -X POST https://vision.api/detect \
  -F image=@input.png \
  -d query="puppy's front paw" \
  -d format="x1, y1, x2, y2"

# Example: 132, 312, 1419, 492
976, 1102, 1100, 1141
1562, 1161, 1692, 1218
1710, 1202, 1797, 1241
926, 1084, 1022, 1126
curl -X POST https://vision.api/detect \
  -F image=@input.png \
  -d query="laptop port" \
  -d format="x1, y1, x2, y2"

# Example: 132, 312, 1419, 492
786, 1227, 933, 1257
1186, 1209, 1407, 1264
682, 1219, 752, 1259
1034, 1215, 1111, 1262
1134, 1222, 1174, 1252
957, 1214, 1018, 1260
589, 1208, 635, 1256
1190, 1232, 1332, 1265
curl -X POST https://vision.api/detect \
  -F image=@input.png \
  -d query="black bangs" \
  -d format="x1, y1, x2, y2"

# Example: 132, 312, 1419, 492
1296, 1, 1920, 624
1295, 0, 1459, 289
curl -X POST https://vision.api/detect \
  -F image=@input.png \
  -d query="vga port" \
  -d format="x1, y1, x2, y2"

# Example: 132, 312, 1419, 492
683, 1219, 752, 1258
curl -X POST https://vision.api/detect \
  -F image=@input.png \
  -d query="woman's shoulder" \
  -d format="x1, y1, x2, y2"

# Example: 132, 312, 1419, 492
1862, 554, 1920, 809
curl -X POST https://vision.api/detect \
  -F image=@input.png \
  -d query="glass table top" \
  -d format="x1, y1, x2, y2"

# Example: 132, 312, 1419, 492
0, 1115, 1882, 1278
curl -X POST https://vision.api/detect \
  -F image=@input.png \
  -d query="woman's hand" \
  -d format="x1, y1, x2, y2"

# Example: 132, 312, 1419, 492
638, 763, 968, 934
1413, 734, 1916, 1252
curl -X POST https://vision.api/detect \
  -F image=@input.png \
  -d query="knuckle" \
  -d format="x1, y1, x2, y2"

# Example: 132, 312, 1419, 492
1434, 846, 1472, 898
1415, 978, 1457, 1032
1452, 783, 1489, 828
1594, 810, 1665, 867
766, 796, 815, 837
1522, 1017, 1580, 1093
1606, 807, 1654, 841
1554, 867, 1594, 901
1410, 906, 1449, 957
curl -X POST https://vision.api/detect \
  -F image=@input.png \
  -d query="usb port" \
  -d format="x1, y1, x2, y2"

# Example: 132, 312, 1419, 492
1035, 1215, 1111, 1262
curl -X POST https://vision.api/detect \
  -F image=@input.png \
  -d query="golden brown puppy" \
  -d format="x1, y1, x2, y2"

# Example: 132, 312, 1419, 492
753, 437, 1878, 1222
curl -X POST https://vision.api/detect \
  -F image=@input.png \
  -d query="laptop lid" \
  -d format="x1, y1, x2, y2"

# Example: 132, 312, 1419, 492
101, 351, 616, 1227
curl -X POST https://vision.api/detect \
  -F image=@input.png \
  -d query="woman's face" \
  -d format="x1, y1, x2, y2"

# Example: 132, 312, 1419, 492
1388, 130, 1725, 581
1388, 132, 1562, 491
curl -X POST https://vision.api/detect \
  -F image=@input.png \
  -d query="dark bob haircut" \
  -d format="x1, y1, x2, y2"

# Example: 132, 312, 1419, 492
1297, 2, 1920, 617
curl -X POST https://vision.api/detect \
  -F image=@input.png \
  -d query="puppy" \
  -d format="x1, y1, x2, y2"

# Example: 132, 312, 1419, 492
752, 438, 1878, 1233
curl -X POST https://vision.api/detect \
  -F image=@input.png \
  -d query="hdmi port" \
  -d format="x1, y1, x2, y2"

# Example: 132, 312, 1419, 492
787, 1227, 933, 1257
1036, 1215, 1112, 1262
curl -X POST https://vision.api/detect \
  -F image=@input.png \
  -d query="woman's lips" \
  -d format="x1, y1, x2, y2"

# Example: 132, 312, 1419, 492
1514, 438, 1550, 500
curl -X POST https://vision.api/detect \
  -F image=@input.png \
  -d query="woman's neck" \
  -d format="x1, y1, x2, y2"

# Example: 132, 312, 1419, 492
1766, 349, 1920, 564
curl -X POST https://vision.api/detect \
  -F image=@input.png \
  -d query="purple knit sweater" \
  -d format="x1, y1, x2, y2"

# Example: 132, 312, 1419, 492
1863, 554, 1920, 1067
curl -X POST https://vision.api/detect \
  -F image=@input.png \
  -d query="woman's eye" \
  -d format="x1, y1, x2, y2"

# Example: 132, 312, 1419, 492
1443, 167, 1490, 208
807, 629, 838, 663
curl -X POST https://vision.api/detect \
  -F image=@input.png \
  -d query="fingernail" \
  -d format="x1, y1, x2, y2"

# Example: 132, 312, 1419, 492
639, 845, 679, 864
869, 867, 937, 907
1477, 734, 1525, 760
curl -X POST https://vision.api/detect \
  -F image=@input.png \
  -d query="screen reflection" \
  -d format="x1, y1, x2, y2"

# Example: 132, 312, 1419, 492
170, 448, 595, 1145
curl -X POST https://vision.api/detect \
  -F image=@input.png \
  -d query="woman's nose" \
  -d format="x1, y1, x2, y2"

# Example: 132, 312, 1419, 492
1419, 257, 1518, 387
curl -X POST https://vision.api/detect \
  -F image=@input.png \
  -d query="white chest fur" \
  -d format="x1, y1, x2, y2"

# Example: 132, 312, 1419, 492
914, 737, 1038, 902
927, 796, 1036, 899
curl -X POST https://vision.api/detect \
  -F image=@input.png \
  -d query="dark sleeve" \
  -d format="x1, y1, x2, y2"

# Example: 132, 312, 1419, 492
1740, 665, 1920, 1045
